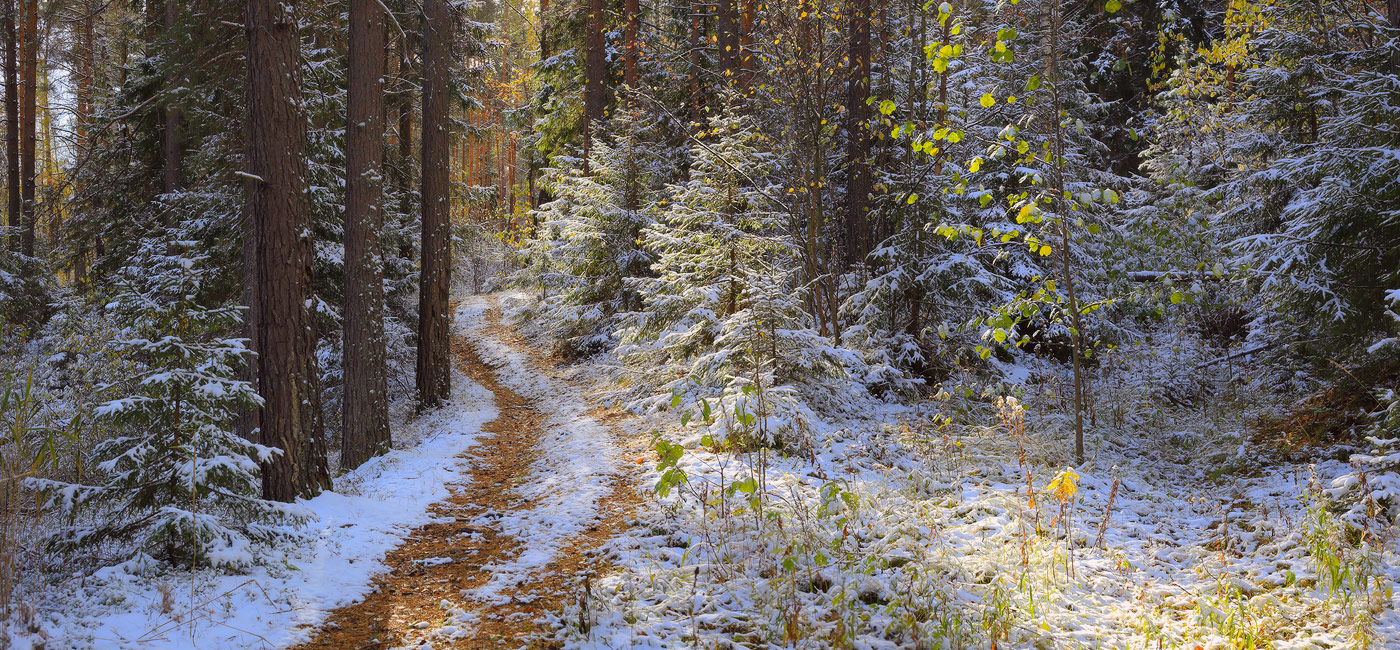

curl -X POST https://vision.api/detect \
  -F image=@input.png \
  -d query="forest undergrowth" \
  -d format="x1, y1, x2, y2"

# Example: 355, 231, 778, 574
496, 293, 1400, 650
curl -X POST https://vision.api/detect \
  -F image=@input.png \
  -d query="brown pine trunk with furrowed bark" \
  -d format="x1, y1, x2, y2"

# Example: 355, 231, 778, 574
717, 0, 738, 82
18, 0, 34, 259
738, 0, 754, 87
624, 0, 639, 89
396, 37, 415, 263
4, 0, 17, 254
417, 0, 452, 408
845, 0, 871, 270
246, 0, 329, 501
342, 0, 391, 469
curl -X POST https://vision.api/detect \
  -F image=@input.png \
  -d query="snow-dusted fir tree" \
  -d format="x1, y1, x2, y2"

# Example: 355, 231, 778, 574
1150, 0, 1400, 349
844, 0, 1134, 396
32, 239, 304, 569
841, 1, 1009, 394
531, 103, 663, 354
619, 98, 853, 423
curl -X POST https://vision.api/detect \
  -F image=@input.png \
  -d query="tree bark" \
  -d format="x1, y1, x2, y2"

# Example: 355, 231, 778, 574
162, 0, 181, 193
738, 0, 755, 87
18, 0, 34, 258
688, 0, 704, 126
396, 36, 415, 262
342, 0, 392, 469
717, 0, 739, 82
623, 0, 639, 89
245, 0, 329, 500
73, 0, 95, 281
3, 0, 17, 254
417, 0, 452, 408
845, 0, 871, 269
539, 0, 550, 60
583, 0, 605, 167
1390, 0, 1400, 29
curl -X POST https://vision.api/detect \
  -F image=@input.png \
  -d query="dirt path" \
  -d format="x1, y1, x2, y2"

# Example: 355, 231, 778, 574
293, 303, 641, 650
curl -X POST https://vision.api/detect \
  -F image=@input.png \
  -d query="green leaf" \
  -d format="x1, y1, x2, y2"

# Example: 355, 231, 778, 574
735, 476, 758, 494
1170, 290, 1183, 304
878, 99, 897, 115
1026, 75, 1041, 91
980, 93, 995, 108
1105, 0, 1121, 12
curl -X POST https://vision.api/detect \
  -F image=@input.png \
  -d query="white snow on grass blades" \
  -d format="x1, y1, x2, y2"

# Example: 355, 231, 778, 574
10, 318, 495, 650
533, 351, 1400, 649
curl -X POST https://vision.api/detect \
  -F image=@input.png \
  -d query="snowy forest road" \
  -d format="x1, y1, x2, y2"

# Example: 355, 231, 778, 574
293, 297, 643, 649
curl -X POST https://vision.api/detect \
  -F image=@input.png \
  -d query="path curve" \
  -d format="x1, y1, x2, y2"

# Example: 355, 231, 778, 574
293, 297, 641, 649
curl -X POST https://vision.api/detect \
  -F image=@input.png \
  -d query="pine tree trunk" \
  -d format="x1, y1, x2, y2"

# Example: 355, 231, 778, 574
738, 0, 755, 87
246, 0, 329, 500
539, 0, 550, 60
583, 0, 605, 167
18, 0, 34, 259
845, 0, 871, 269
1390, 0, 1400, 29
717, 0, 739, 82
689, 0, 704, 125
342, 0, 391, 469
417, 0, 452, 409
162, 0, 181, 193
72, 0, 94, 282
3, 0, 17, 254
623, 0, 639, 89
396, 38, 415, 263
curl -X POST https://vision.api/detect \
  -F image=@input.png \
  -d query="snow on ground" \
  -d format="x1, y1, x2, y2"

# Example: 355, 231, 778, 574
484, 298, 1400, 650
7, 313, 496, 650
557, 419, 1399, 649
390, 296, 631, 647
